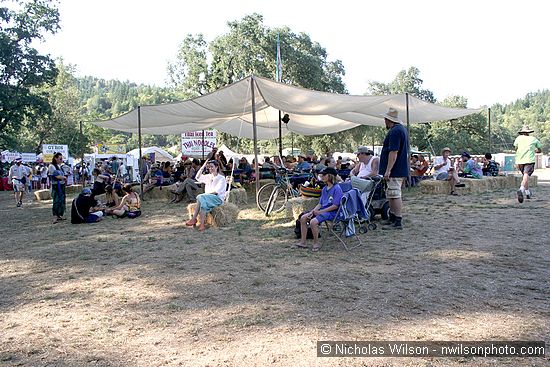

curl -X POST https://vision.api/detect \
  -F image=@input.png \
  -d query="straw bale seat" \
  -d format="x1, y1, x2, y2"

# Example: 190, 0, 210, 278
186, 202, 239, 228
420, 175, 538, 195
285, 196, 319, 220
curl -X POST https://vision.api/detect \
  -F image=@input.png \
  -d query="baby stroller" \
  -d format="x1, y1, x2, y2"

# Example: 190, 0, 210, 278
340, 176, 389, 223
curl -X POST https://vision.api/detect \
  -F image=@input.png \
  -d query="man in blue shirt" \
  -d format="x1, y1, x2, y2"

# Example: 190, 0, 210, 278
294, 155, 311, 172
378, 107, 409, 230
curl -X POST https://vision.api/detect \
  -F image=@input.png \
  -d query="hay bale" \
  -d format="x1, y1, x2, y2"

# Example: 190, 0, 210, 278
66, 184, 83, 195
143, 184, 177, 201
226, 188, 248, 205
186, 202, 239, 228
420, 175, 538, 195
285, 196, 319, 220
34, 189, 51, 201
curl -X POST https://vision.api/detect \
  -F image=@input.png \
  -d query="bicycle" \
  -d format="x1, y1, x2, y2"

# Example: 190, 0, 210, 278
256, 168, 312, 216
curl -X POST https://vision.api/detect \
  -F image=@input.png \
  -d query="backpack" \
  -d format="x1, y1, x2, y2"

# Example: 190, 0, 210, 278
294, 212, 321, 239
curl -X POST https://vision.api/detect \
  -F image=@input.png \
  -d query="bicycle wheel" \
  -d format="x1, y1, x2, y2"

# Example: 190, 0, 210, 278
265, 186, 288, 216
256, 183, 276, 211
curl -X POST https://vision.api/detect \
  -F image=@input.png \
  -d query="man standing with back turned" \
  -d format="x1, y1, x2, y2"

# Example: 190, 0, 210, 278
514, 125, 542, 203
379, 107, 409, 230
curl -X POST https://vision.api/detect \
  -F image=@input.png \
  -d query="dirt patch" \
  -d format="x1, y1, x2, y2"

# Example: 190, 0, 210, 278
1, 174, 549, 366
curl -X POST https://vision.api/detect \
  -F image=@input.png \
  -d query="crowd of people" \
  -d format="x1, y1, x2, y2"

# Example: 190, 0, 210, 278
4, 109, 545, 245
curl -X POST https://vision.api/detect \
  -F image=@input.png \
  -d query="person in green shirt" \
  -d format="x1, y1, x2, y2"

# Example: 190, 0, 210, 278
513, 125, 542, 203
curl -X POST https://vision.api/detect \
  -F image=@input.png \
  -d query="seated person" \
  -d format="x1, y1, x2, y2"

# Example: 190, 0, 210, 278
105, 184, 141, 218
415, 154, 429, 176
432, 147, 464, 195
238, 157, 254, 182
350, 146, 379, 179
104, 184, 121, 208
91, 168, 111, 196
410, 154, 420, 174
142, 164, 163, 193
172, 159, 201, 203
294, 155, 311, 172
186, 160, 227, 231
71, 188, 104, 224
324, 157, 343, 182
294, 167, 343, 252
262, 156, 276, 169
460, 151, 483, 179
482, 153, 499, 176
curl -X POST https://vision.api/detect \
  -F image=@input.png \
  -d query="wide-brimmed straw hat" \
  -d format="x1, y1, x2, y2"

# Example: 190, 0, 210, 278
355, 146, 373, 155
518, 125, 534, 134
441, 147, 451, 153
380, 107, 402, 123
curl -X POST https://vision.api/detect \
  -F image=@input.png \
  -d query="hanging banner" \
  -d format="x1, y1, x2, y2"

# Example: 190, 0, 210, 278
42, 144, 69, 162
96, 144, 126, 155
21, 153, 38, 162
181, 130, 217, 157
1, 151, 21, 163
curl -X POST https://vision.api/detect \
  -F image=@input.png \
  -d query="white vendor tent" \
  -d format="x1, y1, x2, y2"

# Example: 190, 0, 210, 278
127, 146, 174, 162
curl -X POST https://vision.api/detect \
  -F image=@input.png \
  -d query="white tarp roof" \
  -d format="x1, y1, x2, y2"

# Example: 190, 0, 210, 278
92, 76, 483, 139
127, 146, 174, 162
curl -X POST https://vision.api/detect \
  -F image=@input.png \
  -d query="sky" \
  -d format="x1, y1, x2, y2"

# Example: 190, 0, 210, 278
35, 0, 550, 108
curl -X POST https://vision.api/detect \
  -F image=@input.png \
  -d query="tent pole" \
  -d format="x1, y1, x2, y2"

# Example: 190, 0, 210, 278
79, 120, 84, 185
201, 130, 205, 160
251, 77, 260, 195
138, 106, 144, 199
405, 93, 411, 185
487, 107, 491, 153
278, 110, 283, 158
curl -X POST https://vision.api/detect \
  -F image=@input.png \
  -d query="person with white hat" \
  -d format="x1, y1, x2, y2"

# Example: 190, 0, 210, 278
8, 157, 28, 207
378, 107, 409, 230
513, 125, 542, 202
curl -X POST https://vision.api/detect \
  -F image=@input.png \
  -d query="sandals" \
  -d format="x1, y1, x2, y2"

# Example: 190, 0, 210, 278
185, 219, 197, 226
312, 245, 322, 252
449, 191, 458, 196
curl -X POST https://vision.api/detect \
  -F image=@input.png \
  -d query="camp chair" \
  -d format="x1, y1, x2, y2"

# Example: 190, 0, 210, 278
325, 187, 370, 251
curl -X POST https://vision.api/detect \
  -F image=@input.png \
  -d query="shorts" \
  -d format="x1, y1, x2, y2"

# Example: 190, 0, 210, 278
41, 177, 47, 184
518, 163, 535, 176
314, 211, 337, 224
385, 177, 404, 199
435, 172, 449, 180
13, 182, 25, 192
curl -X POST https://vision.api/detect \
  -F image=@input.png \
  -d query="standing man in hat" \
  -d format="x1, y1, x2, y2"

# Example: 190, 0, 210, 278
8, 157, 29, 207
378, 107, 409, 230
514, 125, 542, 202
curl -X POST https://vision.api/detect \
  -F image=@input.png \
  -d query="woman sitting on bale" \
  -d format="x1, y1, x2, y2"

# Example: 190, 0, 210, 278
105, 184, 141, 218
294, 167, 343, 252
186, 160, 227, 231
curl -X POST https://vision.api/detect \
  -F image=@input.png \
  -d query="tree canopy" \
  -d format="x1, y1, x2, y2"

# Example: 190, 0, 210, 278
0, 0, 60, 148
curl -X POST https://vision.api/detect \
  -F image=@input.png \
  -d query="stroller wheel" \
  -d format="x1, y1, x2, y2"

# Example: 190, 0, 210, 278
368, 223, 377, 231
359, 225, 368, 234
333, 223, 342, 232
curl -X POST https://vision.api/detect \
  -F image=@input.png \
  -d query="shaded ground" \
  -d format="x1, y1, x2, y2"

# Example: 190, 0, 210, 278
1, 170, 549, 366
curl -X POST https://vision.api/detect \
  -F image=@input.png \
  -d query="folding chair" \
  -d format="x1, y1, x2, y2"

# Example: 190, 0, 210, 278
325, 187, 370, 251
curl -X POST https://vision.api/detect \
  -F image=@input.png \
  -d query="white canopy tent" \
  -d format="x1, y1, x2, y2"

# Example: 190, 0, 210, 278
127, 146, 174, 162
92, 75, 483, 193
93, 76, 482, 139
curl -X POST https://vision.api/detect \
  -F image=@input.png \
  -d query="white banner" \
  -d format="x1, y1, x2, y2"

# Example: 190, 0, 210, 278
1, 151, 21, 163
21, 153, 37, 163
181, 130, 217, 157
42, 144, 69, 162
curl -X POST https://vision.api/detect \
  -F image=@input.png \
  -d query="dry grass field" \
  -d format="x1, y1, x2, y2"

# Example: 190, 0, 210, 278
1, 171, 549, 367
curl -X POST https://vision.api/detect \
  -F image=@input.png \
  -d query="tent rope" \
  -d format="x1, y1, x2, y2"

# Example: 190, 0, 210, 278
224, 78, 252, 203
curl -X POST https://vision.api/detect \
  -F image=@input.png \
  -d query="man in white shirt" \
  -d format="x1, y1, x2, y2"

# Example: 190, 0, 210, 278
432, 147, 464, 195
8, 157, 28, 207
